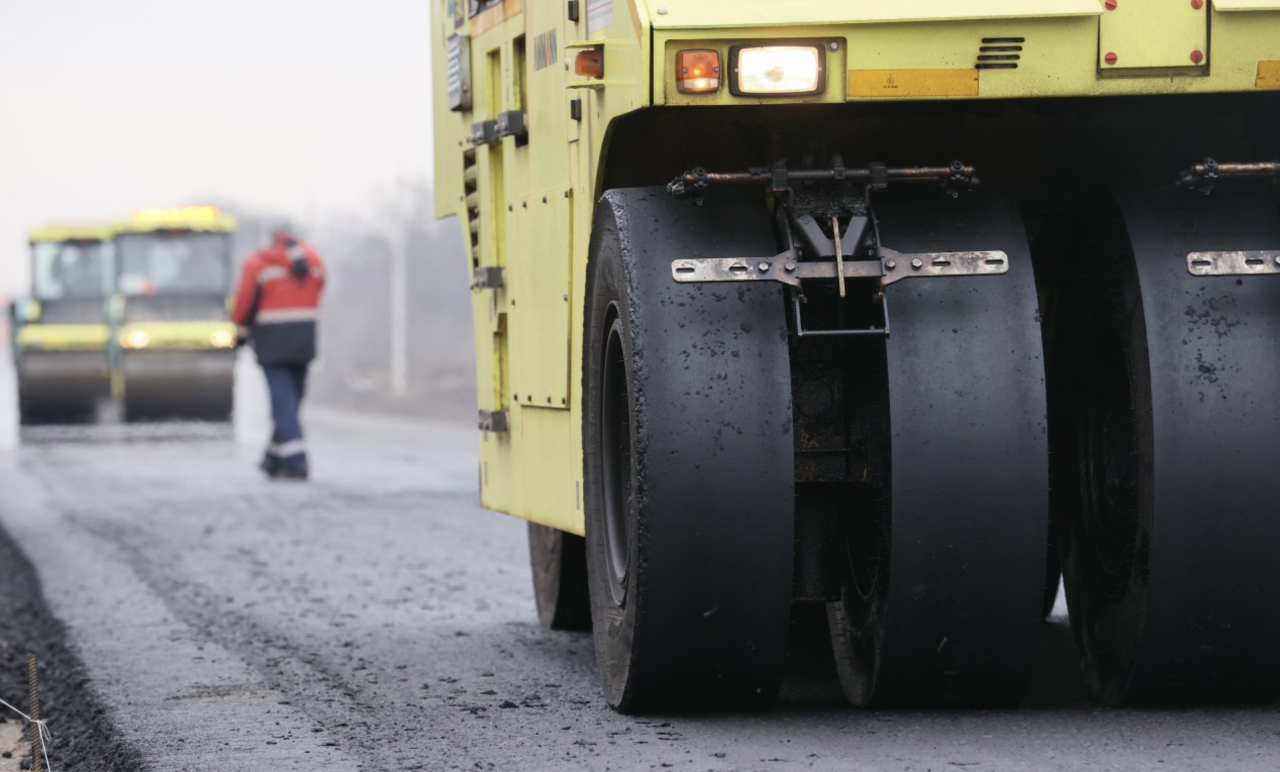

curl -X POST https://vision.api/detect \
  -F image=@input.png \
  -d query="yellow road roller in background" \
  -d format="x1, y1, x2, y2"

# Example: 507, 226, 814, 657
11, 225, 116, 423
113, 206, 238, 421
432, 1, 1280, 711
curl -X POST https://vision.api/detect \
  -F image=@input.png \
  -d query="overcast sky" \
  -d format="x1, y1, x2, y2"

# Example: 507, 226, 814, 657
0, 0, 435, 297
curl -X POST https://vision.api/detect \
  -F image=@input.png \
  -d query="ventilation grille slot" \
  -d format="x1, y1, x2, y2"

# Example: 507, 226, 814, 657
977, 37, 1024, 70
463, 149, 480, 268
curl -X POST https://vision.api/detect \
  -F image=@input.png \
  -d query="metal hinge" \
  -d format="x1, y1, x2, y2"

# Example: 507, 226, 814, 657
470, 120, 498, 146
495, 110, 527, 140
471, 266, 505, 290
479, 409, 509, 433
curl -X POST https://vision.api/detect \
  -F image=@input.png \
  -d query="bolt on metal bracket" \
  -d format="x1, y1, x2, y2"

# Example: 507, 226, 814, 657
1187, 251, 1280, 277
877, 248, 1009, 289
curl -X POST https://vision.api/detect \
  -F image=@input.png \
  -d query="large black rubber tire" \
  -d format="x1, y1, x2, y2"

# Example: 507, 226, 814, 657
826, 189, 1049, 708
527, 522, 592, 631
582, 187, 794, 713
1053, 187, 1280, 705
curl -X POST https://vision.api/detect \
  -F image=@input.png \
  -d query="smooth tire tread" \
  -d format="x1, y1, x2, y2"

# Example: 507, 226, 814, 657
826, 189, 1050, 708
582, 186, 795, 713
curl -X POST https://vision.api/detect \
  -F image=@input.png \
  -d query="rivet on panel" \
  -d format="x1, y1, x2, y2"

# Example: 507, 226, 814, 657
1190, 50, 1204, 64
1104, 52, 1118, 66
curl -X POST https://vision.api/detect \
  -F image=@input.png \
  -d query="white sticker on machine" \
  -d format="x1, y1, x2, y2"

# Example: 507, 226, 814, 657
587, 0, 614, 34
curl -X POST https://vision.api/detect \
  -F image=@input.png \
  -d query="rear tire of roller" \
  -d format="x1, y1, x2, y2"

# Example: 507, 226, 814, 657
528, 523, 591, 632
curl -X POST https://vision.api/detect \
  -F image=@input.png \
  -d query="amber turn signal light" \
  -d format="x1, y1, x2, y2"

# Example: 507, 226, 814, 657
575, 48, 604, 78
676, 49, 720, 93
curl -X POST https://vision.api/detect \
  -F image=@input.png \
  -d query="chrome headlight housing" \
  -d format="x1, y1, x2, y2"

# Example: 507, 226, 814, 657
729, 43, 825, 97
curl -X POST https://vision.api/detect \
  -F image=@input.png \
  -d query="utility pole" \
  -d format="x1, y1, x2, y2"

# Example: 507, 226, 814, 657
390, 224, 408, 397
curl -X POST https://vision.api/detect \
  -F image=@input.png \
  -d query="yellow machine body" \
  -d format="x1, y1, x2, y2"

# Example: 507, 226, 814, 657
431, 0, 1280, 535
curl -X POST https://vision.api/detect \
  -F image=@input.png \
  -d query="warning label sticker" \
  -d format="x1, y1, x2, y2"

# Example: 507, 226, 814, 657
587, 0, 614, 34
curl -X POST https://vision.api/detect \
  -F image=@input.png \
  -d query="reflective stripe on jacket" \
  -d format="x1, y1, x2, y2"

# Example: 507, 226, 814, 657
231, 235, 325, 365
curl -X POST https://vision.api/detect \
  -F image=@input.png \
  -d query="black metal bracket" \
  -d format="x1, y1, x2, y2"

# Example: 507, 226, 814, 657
1177, 157, 1280, 194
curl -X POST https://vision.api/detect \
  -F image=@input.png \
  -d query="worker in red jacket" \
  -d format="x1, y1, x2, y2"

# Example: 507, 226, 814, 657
232, 222, 325, 480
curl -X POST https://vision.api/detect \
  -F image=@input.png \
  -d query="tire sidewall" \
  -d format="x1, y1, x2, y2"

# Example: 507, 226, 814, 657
582, 195, 643, 709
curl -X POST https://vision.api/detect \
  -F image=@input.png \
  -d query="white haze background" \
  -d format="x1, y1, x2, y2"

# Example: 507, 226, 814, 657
0, 0, 475, 419
0, 0, 437, 297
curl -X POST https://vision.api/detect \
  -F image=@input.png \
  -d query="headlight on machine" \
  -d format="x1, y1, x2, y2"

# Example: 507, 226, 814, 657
731, 44, 825, 96
209, 329, 236, 349
120, 330, 150, 349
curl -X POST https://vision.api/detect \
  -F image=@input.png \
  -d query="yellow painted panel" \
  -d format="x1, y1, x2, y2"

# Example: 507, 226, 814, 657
507, 189, 572, 409
1099, 0, 1208, 70
647, 0, 1100, 29
1214, 0, 1280, 9
479, 426, 515, 515
515, 405, 580, 534
1258, 60, 1280, 87
656, 13, 1280, 102
430, 1, 465, 221
849, 68, 977, 97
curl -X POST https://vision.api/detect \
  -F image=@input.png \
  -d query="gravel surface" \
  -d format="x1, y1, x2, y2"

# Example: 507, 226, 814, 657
0, 495, 142, 771
0, 354, 1278, 771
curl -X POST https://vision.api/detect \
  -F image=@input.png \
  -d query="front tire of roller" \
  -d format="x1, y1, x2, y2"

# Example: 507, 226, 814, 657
582, 187, 795, 713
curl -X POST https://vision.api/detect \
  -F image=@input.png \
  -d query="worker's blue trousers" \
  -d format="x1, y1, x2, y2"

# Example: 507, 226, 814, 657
262, 363, 309, 473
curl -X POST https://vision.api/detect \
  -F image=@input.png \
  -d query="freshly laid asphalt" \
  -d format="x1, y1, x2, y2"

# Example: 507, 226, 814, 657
0, 353, 1278, 771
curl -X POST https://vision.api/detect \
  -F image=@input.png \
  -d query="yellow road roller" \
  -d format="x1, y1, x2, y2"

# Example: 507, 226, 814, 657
12, 225, 116, 423
431, 0, 1280, 711
113, 207, 238, 421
